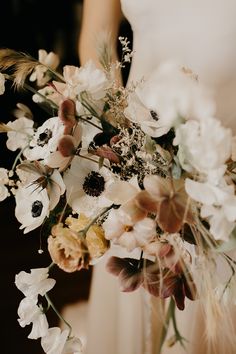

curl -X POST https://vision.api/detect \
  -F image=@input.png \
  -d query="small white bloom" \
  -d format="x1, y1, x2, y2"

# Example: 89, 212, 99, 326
15, 183, 50, 233
15, 267, 56, 298
0, 168, 9, 184
41, 327, 69, 354
103, 209, 156, 252
0, 72, 5, 95
0, 184, 8, 201
6, 117, 34, 152
30, 49, 59, 86
62, 61, 109, 100
17, 297, 48, 339
63, 156, 113, 217
63, 337, 83, 354
32, 86, 62, 106
24, 117, 64, 161
186, 178, 236, 241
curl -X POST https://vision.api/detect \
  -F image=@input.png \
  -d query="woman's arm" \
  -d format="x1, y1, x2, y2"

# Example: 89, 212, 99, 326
79, 0, 122, 72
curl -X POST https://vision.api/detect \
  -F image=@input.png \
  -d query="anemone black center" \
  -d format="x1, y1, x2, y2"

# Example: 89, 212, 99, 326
37, 128, 52, 146
83, 171, 105, 197
150, 110, 159, 121
31, 200, 43, 217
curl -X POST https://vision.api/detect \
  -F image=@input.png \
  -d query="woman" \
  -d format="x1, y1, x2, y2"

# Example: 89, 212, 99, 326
78, 1, 236, 353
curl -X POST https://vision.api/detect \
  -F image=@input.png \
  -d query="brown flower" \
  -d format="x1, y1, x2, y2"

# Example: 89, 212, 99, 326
48, 223, 90, 272
143, 175, 193, 233
66, 214, 109, 259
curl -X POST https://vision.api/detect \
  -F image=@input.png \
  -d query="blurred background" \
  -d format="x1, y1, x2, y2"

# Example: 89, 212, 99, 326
0, 1, 132, 353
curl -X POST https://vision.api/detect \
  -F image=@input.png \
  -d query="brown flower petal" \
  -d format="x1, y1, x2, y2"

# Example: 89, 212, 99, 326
135, 190, 159, 213
90, 146, 120, 163
57, 135, 75, 157
59, 99, 76, 133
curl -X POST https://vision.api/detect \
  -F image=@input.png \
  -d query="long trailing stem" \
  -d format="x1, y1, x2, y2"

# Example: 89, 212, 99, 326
45, 293, 72, 337
157, 299, 172, 354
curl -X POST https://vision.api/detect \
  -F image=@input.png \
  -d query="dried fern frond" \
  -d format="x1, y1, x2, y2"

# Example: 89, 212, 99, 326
0, 48, 39, 89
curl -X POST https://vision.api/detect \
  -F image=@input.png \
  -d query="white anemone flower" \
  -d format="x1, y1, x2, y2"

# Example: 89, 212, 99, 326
17, 297, 49, 339
29, 49, 59, 86
16, 162, 65, 210
124, 92, 169, 137
6, 117, 34, 152
174, 117, 232, 174
103, 208, 156, 252
15, 183, 50, 233
15, 267, 56, 298
24, 117, 64, 161
63, 156, 113, 217
131, 61, 215, 137
0, 72, 5, 95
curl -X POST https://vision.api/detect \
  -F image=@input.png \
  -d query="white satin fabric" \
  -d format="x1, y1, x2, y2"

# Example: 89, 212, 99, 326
85, 1, 236, 353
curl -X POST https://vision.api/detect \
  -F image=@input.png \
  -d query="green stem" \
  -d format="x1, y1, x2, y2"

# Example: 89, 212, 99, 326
45, 293, 72, 337
170, 298, 186, 348
79, 204, 115, 238
11, 145, 28, 171
157, 300, 172, 354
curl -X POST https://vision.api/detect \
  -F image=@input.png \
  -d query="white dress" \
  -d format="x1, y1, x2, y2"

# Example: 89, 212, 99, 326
84, 1, 236, 353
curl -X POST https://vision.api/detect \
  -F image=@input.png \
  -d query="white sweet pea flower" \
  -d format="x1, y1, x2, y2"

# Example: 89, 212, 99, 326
30, 49, 59, 86
6, 117, 34, 152
41, 327, 69, 354
133, 61, 215, 137
201, 204, 235, 241
174, 117, 232, 174
63, 156, 114, 217
17, 297, 49, 339
24, 117, 64, 161
103, 208, 156, 252
0, 168, 9, 201
0, 72, 5, 95
0, 184, 8, 201
62, 337, 83, 354
0, 167, 9, 183
15, 268, 56, 298
185, 178, 236, 241
32, 86, 62, 106
15, 183, 50, 233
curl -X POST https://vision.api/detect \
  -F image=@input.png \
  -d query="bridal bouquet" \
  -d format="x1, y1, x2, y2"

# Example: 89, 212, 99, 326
1, 37, 236, 353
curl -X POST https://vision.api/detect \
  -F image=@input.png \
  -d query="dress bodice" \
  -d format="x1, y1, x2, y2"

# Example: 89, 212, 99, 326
121, 0, 236, 129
